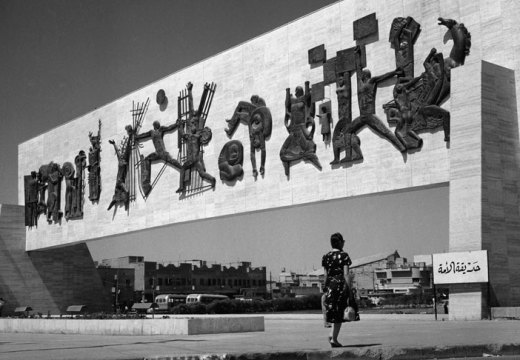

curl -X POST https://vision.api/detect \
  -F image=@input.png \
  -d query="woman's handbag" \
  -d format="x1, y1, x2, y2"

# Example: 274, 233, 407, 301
344, 306, 356, 322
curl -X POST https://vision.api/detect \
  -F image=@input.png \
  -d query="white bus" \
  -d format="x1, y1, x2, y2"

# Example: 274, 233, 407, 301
186, 294, 228, 304
154, 294, 187, 312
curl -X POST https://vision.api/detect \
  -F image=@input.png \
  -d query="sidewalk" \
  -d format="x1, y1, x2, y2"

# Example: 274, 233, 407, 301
1, 314, 519, 360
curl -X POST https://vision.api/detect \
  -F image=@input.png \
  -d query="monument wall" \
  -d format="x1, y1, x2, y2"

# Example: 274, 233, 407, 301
17, 0, 464, 249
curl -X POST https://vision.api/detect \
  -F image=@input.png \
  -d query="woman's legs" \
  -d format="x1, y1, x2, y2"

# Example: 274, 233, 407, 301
330, 322, 342, 343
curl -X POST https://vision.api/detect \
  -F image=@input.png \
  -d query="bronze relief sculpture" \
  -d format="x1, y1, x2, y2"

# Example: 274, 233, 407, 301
38, 162, 63, 224
134, 120, 182, 197
383, 17, 471, 146
176, 82, 217, 194
280, 81, 322, 176
218, 140, 244, 182
87, 120, 102, 202
107, 125, 134, 211
24, 171, 39, 227
225, 95, 272, 177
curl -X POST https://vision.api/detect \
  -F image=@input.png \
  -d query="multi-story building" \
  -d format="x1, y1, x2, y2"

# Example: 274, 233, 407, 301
97, 257, 267, 302
275, 250, 433, 298
373, 256, 432, 295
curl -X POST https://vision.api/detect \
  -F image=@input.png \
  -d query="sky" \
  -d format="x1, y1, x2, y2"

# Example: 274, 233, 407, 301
1, 0, 449, 276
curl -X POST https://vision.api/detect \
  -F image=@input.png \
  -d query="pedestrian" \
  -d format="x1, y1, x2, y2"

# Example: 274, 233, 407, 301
322, 232, 354, 347
0, 297, 5, 317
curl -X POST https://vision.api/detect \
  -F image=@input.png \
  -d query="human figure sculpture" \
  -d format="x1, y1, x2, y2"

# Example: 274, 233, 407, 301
176, 82, 216, 193
383, 18, 463, 145
330, 72, 361, 165
317, 105, 333, 142
279, 81, 322, 176
63, 162, 76, 220
87, 122, 101, 202
24, 171, 39, 227
72, 151, 86, 218
336, 74, 352, 122
339, 47, 406, 163
225, 95, 272, 177
393, 80, 423, 150
135, 120, 182, 197
218, 140, 244, 181
38, 162, 63, 224
108, 125, 134, 211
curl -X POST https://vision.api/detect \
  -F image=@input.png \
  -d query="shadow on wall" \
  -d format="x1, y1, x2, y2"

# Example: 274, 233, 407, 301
0, 205, 112, 316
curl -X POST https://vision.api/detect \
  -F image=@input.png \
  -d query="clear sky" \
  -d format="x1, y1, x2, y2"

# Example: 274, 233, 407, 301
1, 0, 449, 275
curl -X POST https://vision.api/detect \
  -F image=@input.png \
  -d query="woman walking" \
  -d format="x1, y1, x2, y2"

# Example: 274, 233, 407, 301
322, 232, 352, 347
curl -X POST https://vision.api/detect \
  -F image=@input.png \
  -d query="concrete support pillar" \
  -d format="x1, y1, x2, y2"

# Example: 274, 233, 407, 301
449, 61, 520, 319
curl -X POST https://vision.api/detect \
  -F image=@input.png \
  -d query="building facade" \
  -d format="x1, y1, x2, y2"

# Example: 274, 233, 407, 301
97, 257, 267, 302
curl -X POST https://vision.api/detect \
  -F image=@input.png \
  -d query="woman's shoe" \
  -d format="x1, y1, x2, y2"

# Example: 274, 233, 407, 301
330, 340, 342, 348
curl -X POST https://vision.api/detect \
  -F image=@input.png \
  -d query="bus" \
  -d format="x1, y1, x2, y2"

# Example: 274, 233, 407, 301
185, 294, 228, 304
154, 294, 187, 313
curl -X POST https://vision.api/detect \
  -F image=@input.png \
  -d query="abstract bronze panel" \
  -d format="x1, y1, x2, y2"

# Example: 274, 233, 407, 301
323, 57, 337, 85
311, 82, 325, 103
353, 13, 378, 41
308, 44, 326, 65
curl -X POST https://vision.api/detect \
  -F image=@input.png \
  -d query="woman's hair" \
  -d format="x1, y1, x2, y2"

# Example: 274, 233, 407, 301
330, 232, 344, 249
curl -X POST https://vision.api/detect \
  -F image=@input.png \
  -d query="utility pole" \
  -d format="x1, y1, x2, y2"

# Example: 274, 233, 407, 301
114, 274, 119, 313
269, 272, 273, 299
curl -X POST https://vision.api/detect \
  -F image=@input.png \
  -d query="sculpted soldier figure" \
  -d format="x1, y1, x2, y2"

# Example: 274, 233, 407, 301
135, 120, 182, 197
339, 46, 406, 163
279, 81, 322, 176
87, 121, 101, 202
176, 82, 216, 193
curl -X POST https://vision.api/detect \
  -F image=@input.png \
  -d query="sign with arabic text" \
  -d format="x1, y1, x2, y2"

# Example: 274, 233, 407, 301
432, 250, 488, 284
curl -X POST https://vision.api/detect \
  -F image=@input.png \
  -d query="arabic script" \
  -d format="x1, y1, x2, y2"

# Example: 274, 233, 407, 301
437, 261, 481, 275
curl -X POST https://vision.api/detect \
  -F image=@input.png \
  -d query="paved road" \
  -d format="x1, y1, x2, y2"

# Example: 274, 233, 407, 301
1, 314, 519, 360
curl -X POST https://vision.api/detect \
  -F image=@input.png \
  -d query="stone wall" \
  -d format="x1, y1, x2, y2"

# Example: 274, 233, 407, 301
0, 205, 112, 315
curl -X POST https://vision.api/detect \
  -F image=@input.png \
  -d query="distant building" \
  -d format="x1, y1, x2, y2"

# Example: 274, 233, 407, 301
97, 257, 267, 303
374, 258, 432, 295
275, 250, 433, 298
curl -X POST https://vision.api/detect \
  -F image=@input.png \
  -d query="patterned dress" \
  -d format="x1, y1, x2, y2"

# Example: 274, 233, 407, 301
322, 249, 352, 323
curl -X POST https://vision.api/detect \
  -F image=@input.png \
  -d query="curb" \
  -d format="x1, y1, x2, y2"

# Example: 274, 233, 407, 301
142, 343, 520, 360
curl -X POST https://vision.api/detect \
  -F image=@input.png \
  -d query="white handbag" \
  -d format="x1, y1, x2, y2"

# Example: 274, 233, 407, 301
344, 306, 356, 322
